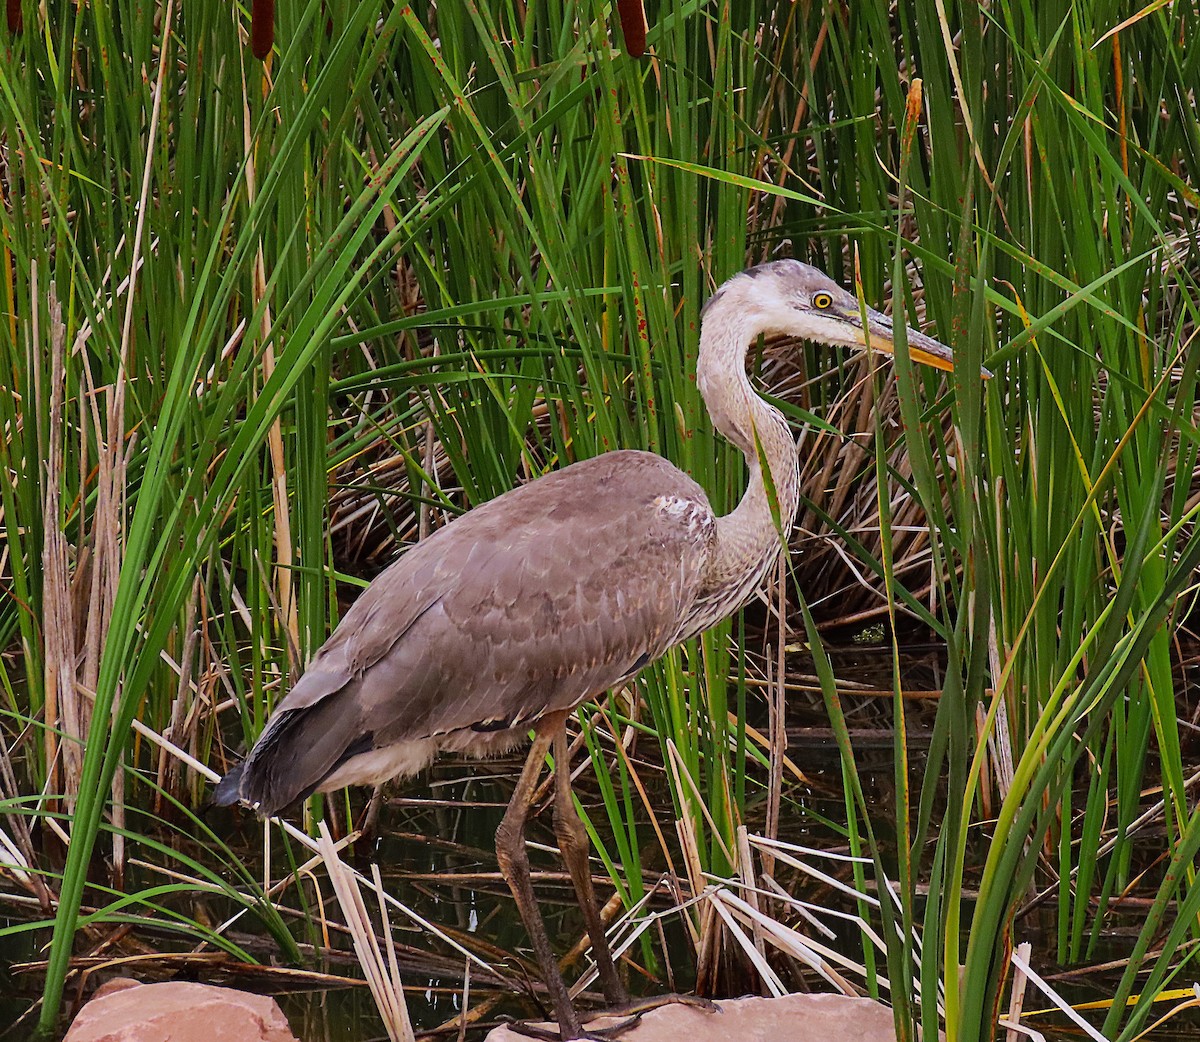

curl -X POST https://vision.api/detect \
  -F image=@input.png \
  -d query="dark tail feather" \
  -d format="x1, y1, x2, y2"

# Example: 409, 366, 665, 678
212, 762, 246, 806
222, 699, 372, 816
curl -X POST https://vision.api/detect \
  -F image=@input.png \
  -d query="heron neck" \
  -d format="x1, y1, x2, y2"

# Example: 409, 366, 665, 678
697, 307, 800, 591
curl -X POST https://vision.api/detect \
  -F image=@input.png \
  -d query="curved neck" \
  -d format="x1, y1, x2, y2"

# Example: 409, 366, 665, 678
697, 305, 800, 591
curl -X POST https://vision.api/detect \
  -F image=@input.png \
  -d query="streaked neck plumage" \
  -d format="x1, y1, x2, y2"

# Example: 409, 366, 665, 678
696, 296, 800, 599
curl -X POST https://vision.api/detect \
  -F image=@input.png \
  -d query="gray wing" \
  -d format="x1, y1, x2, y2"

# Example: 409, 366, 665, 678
219, 450, 716, 813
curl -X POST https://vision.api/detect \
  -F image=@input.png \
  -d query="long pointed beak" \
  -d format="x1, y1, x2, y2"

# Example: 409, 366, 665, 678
851, 305, 991, 379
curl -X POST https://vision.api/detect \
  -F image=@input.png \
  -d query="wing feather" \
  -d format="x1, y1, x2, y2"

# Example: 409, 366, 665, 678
224, 450, 717, 811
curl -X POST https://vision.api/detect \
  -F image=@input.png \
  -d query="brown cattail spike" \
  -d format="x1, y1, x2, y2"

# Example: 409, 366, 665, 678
616, 0, 648, 58
251, 0, 274, 61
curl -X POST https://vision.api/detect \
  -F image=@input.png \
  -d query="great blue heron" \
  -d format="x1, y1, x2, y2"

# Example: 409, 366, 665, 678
215, 260, 964, 1039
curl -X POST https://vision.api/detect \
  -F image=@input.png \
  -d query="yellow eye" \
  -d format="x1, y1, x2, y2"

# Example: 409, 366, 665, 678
812, 292, 833, 309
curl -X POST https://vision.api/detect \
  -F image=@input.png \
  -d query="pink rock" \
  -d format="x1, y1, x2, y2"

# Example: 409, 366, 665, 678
64, 980, 300, 1042
486, 993, 904, 1042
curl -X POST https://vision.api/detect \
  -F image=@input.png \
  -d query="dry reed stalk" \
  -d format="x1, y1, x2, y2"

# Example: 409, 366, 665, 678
1008, 946, 1108, 1042
707, 888, 787, 996
986, 611, 1016, 814
0, 727, 51, 908
735, 826, 767, 980
39, 279, 81, 807
665, 740, 736, 870
707, 886, 860, 995
0, 822, 42, 903
720, 835, 941, 1002
692, 897, 722, 997
155, 577, 202, 807
315, 821, 416, 1042
1003, 941, 1034, 1042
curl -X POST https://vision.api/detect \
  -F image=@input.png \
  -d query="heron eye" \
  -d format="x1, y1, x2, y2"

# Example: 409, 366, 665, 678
812, 292, 833, 310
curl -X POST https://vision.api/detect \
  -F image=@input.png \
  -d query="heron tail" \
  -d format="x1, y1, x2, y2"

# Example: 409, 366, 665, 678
211, 762, 245, 807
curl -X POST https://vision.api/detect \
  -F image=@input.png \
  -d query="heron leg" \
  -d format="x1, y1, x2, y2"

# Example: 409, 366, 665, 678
496, 725, 583, 1041
552, 729, 628, 1007
356, 784, 386, 842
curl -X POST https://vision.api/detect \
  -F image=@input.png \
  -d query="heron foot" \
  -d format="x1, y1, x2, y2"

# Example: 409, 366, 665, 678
603, 993, 719, 1017
503, 995, 717, 1041
502, 1013, 641, 1042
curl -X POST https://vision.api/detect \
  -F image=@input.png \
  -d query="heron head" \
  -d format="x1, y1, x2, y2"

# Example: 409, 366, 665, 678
707, 259, 981, 376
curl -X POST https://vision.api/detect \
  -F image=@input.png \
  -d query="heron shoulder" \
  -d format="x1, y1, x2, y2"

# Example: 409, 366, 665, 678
493, 448, 710, 514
